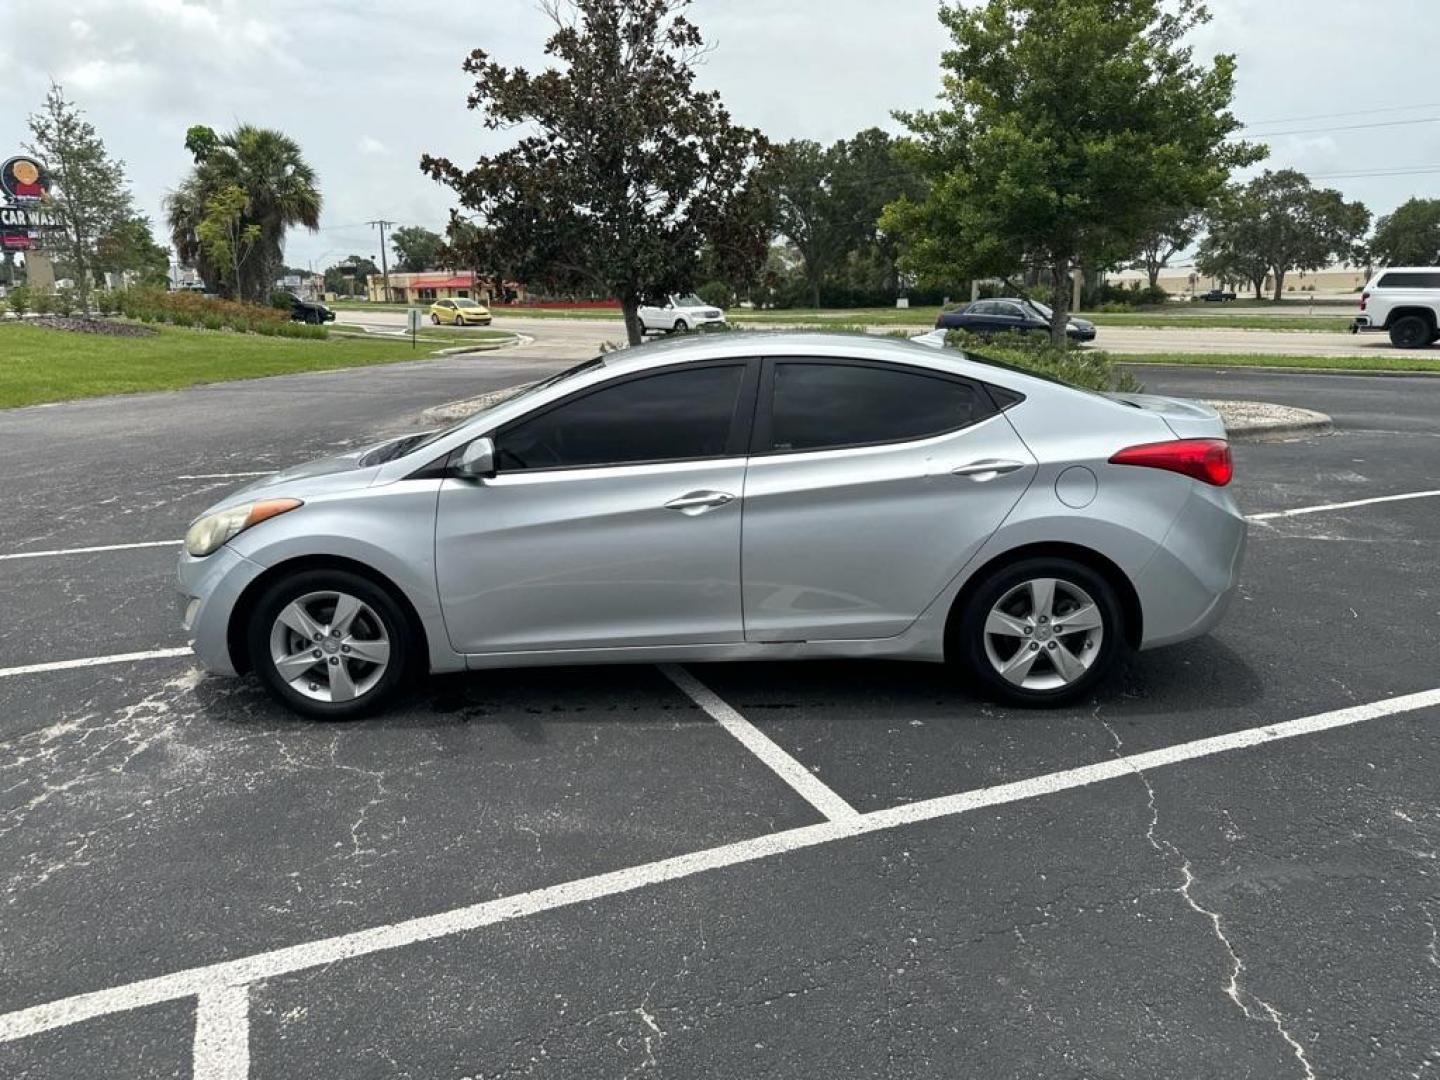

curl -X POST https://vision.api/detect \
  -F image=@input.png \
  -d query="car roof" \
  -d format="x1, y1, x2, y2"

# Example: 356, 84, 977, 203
596, 330, 1047, 393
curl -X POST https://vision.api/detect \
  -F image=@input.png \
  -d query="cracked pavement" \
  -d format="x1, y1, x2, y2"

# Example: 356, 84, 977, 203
2, 357, 1439, 1077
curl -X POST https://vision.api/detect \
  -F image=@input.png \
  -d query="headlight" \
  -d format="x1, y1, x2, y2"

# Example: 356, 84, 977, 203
184, 499, 303, 557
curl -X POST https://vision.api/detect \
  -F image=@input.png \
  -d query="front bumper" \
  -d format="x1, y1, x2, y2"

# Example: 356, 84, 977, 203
175, 545, 268, 675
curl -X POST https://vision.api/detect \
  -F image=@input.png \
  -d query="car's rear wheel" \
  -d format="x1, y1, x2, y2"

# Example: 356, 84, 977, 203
431, 314, 440, 324
246, 569, 414, 719
955, 557, 1124, 707
1389, 315, 1432, 349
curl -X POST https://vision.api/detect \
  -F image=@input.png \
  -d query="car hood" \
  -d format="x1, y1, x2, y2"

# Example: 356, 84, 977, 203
203, 437, 414, 512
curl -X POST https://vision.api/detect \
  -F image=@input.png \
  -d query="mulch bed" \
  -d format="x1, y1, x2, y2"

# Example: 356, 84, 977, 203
25, 316, 157, 337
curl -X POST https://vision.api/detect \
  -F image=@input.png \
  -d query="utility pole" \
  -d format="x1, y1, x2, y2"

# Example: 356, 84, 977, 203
368, 219, 396, 302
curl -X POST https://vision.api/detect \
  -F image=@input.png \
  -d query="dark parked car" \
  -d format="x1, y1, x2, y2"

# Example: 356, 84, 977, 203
288, 293, 336, 324
934, 298, 1096, 342
1198, 289, 1237, 302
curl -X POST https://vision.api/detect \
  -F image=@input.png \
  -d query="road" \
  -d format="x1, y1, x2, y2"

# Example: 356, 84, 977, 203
2, 337, 1438, 1079
340, 307, 1401, 358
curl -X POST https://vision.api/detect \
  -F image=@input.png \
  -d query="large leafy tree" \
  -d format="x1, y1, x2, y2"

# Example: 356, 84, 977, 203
390, 225, 445, 273
1197, 170, 1369, 300
1131, 207, 1202, 291
765, 128, 925, 307
1368, 197, 1440, 268
421, 0, 772, 345
323, 255, 379, 296
95, 214, 170, 287
882, 0, 1260, 343
165, 124, 321, 301
24, 82, 136, 310
765, 140, 849, 308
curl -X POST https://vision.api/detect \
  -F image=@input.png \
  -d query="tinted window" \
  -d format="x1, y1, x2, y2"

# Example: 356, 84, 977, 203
968, 301, 997, 315
1377, 272, 1440, 289
767, 362, 992, 453
497, 365, 745, 471
994, 302, 1027, 318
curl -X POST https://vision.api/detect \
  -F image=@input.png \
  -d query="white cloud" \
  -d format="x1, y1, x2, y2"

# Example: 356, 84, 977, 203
1, 0, 1437, 271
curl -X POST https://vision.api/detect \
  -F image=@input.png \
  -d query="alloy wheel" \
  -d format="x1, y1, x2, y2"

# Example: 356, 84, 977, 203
981, 577, 1105, 691
267, 590, 391, 704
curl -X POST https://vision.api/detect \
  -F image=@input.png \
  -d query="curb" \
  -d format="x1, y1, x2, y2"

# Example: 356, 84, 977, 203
1119, 360, 1440, 378
421, 382, 537, 425
1204, 400, 1333, 443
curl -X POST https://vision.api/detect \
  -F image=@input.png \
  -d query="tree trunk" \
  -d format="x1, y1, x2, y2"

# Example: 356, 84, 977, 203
809, 273, 821, 310
1271, 269, 1286, 302
621, 296, 645, 347
1147, 261, 1161, 290
1252, 277, 1264, 301
1048, 261, 1072, 347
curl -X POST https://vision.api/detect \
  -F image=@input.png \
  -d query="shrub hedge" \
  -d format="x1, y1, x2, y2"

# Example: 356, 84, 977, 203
113, 288, 326, 339
943, 329, 1142, 393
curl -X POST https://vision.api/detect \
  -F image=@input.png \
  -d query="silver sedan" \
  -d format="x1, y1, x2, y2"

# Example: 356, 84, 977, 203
176, 332, 1246, 718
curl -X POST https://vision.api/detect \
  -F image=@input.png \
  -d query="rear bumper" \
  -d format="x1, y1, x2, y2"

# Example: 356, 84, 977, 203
1133, 484, 1248, 649
1350, 316, 1374, 333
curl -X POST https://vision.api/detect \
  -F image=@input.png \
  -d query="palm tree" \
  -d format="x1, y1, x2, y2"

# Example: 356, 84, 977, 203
166, 125, 321, 301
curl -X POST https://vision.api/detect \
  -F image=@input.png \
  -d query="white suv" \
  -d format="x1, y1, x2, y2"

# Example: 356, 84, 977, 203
638, 294, 727, 335
1351, 267, 1440, 348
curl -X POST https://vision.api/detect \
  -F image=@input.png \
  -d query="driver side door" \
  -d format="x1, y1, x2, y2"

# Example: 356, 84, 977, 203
434, 360, 758, 655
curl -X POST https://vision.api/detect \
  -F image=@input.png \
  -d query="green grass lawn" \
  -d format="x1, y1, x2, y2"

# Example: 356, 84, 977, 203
0, 321, 479, 408
1112, 352, 1440, 373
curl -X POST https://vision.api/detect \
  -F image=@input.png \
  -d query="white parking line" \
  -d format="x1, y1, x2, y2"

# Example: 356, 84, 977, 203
176, 472, 274, 480
1248, 488, 1440, 522
0, 540, 179, 562
0, 648, 193, 680
3, 682, 1436, 1066
192, 986, 249, 1080
660, 664, 858, 820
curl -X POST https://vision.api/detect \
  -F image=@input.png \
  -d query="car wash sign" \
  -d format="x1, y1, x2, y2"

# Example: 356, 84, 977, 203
1, 155, 57, 251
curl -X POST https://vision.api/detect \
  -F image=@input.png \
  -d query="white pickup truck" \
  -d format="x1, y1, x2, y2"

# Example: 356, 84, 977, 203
638, 294, 727, 335
1350, 267, 1440, 348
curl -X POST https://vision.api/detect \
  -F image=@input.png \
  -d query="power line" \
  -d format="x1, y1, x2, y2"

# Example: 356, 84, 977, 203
1239, 116, 1440, 138
1241, 102, 1440, 127
1307, 166, 1440, 180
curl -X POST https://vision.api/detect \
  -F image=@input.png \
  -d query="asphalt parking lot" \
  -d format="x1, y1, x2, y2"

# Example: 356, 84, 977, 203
1, 349, 1438, 1079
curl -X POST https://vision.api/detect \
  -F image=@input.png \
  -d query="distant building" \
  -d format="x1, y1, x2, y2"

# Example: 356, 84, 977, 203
1108, 261, 1369, 298
278, 272, 326, 301
365, 271, 526, 305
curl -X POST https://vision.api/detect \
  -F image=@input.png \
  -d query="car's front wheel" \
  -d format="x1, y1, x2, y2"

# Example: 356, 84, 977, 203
954, 557, 1124, 707
673, 319, 689, 333
246, 569, 415, 719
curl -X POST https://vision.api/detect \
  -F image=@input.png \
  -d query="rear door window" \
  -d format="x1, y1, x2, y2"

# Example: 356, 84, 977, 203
760, 360, 996, 454
1377, 272, 1440, 289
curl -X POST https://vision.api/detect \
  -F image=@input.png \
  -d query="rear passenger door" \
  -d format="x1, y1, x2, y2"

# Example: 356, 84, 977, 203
740, 358, 1037, 642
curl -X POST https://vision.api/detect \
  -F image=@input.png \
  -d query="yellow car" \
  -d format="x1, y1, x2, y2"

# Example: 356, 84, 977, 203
429, 298, 493, 326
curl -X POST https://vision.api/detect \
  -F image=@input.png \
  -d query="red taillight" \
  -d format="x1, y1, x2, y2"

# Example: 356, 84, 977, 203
1109, 438, 1233, 486
1360, 291, 1369, 311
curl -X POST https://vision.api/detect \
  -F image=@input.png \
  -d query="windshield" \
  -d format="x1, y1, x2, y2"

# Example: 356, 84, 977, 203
674, 294, 706, 307
454, 299, 482, 309
361, 356, 608, 465
1026, 299, 1052, 319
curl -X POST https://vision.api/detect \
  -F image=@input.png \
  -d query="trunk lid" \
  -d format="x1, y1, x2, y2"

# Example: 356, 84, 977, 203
1103, 392, 1228, 440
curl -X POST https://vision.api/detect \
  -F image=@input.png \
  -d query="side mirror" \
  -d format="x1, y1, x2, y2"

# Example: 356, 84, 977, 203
455, 437, 496, 480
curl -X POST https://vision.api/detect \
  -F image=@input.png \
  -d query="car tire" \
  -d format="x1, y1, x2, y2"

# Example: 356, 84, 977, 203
431, 314, 440, 325
953, 557, 1125, 707
673, 319, 689, 333
1389, 315, 1432, 349
246, 568, 416, 720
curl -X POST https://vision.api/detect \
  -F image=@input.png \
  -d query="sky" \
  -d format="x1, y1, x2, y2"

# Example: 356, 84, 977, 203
2, 0, 1438, 273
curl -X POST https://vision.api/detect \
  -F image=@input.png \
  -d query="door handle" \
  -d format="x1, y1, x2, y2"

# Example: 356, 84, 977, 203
951, 459, 1026, 482
665, 490, 736, 514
